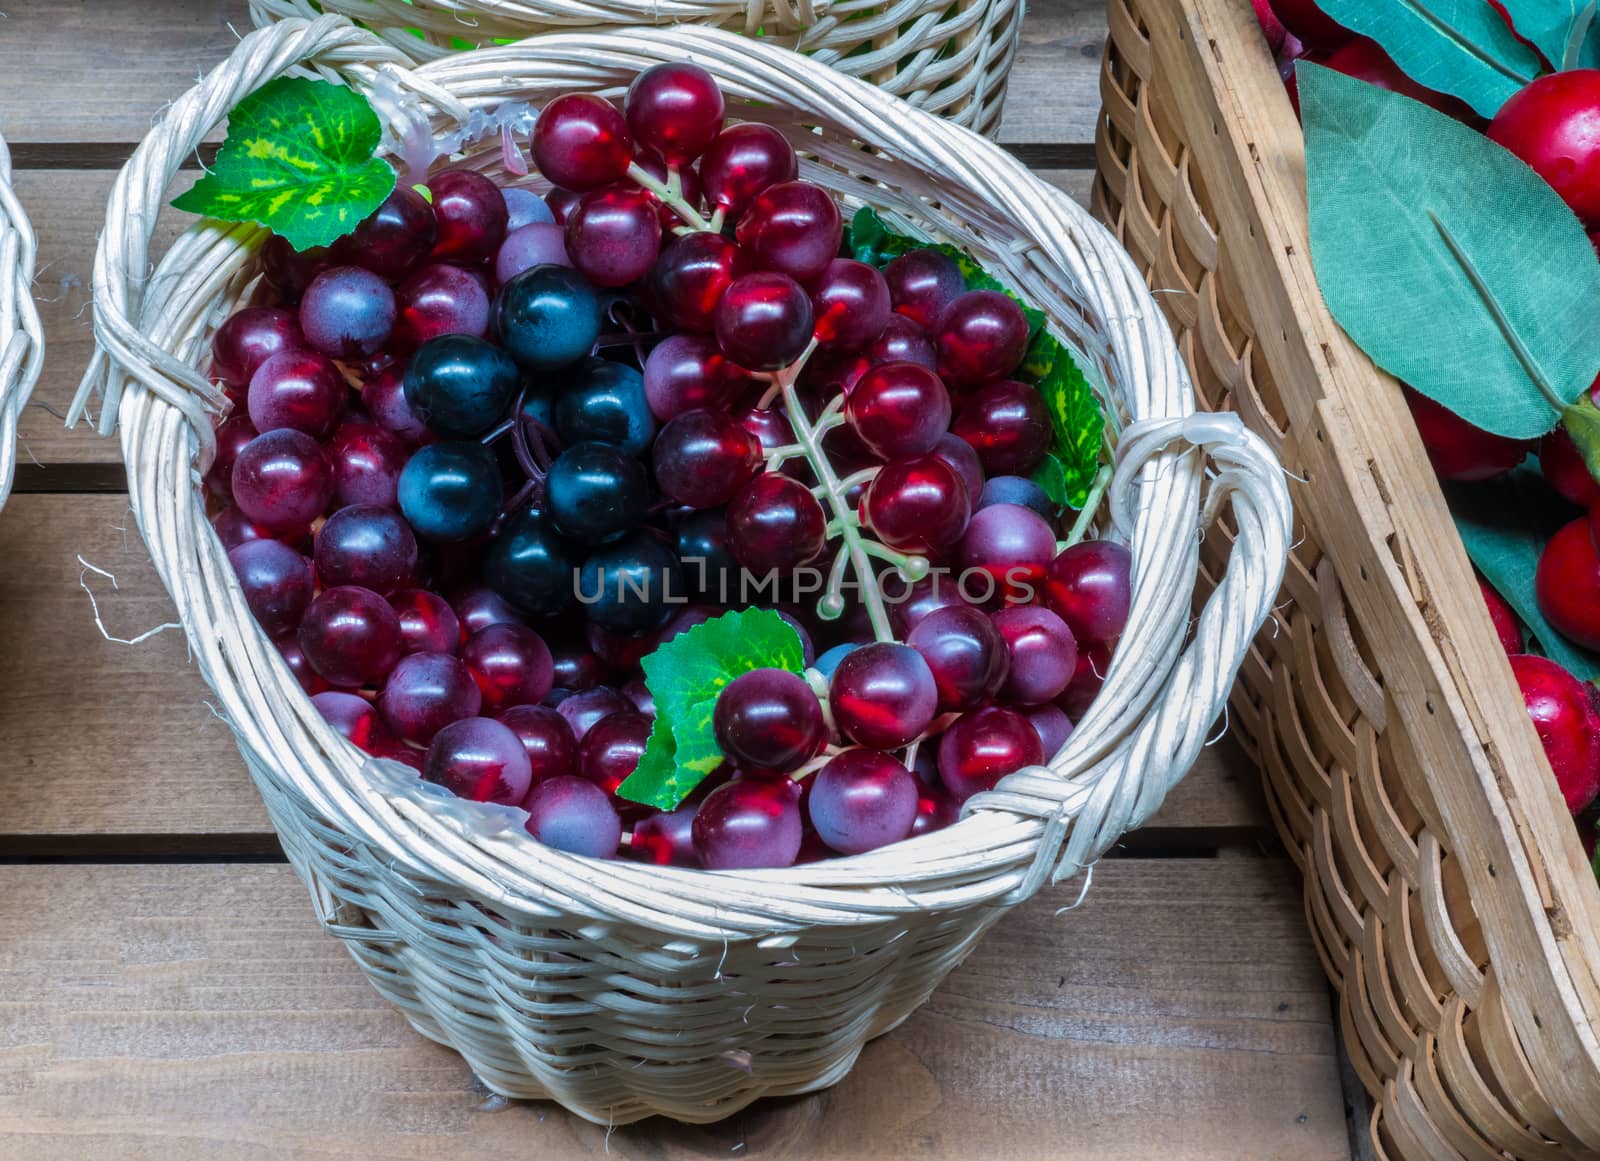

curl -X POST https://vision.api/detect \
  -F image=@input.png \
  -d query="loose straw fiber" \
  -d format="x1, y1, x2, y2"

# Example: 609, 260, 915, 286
78, 15, 1291, 1125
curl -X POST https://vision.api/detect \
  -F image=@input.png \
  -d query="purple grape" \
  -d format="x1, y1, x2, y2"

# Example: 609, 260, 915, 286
213, 505, 273, 552
393, 264, 491, 352
331, 187, 437, 281
523, 776, 622, 857
247, 349, 348, 439
212, 306, 305, 389
379, 651, 482, 745
1026, 703, 1074, 758
828, 642, 938, 750
312, 690, 395, 753
260, 238, 330, 304
298, 585, 404, 689
205, 413, 260, 501
494, 223, 572, 283
991, 606, 1079, 705
327, 417, 408, 509
232, 429, 334, 531
691, 774, 803, 869
461, 623, 555, 713
390, 588, 460, 654
937, 705, 1044, 803
503, 186, 556, 231
555, 686, 633, 742
314, 505, 418, 594
361, 362, 432, 444
424, 716, 532, 805
808, 749, 919, 855
906, 605, 1009, 711
713, 668, 826, 773
630, 804, 699, 866
227, 538, 314, 636
450, 585, 527, 639
501, 704, 579, 784
299, 266, 396, 357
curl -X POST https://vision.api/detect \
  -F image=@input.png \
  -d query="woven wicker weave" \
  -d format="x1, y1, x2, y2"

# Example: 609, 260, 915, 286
248, 0, 1024, 137
75, 13, 1289, 1125
0, 132, 43, 513
1094, 0, 1600, 1155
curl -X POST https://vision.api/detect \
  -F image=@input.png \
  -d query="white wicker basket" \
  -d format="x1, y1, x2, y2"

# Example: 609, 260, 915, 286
249, 0, 1024, 137
75, 15, 1291, 1124
0, 132, 43, 512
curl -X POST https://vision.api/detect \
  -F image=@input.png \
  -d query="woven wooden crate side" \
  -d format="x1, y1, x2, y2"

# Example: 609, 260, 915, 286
1092, 0, 1600, 1155
247, 0, 1025, 136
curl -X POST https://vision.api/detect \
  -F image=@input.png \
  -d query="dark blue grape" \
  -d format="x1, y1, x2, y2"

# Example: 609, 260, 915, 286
554, 358, 655, 456
978, 474, 1058, 520
520, 386, 557, 431
403, 334, 520, 438
494, 265, 602, 371
674, 508, 740, 604
814, 642, 861, 678
485, 507, 581, 617
578, 532, 682, 635
546, 442, 648, 544
397, 441, 502, 543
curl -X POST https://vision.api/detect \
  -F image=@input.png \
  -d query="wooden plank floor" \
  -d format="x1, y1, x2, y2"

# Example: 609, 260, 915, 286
0, 2, 1357, 1157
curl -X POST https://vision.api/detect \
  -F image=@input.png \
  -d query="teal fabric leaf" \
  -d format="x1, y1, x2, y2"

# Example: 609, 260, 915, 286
1447, 468, 1600, 679
1318, 0, 1544, 117
1303, 64, 1600, 440
1491, 0, 1599, 69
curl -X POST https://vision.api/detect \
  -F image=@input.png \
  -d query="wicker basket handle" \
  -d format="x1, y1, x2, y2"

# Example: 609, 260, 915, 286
979, 411, 1292, 902
0, 132, 44, 512
69, 15, 414, 459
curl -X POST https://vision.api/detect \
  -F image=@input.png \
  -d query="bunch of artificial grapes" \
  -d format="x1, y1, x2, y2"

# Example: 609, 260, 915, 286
209, 64, 1134, 870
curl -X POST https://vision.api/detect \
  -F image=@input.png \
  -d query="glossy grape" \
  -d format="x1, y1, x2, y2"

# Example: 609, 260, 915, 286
699, 123, 798, 220
276, 633, 329, 695
331, 186, 436, 281
713, 668, 826, 772
451, 585, 527, 638
424, 716, 533, 805
1403, 387, 1531, 481
808, 749, 918, 855
532, 94, 634, 192
485, 507, 580, 617
360, 362, 431, 444
691, 774, 804, 869
727, 472, 828, 571
205, 413, 260, 501
312, 690, 394, 754
978, 475, 1055, 520
829, 642, 938, 749
578, 710, 652, 797
884, 249, 964, 331
565, 187, 662, 288
427, 169, 509, 265
865, 314, 937, 370
392, 263, 491, 352
494, 222, 571, 282
626, 63, 725, 164
1059, 639, 1112, 722
232, 429, 334, 531
260, 237, 330, 304
503, 186, 556, 231
736, 405, 796, 457
546, 442, 649, 544
714, 271, 813, 370
578, 532, 682, 635
524, 776, 623, 857
1541, 427, 1600, 508
213, 505, 273, 552
246, 350, 347, 439
937, 705, 1044, 803
648, 232, 749, 333
907, 605, 1009, 711
1510, 654, 1600, 813
555, 359, 655, 456
910, 787, 959, 837
390, 588, 460, 655
936, 290, 1030, 388
462, 623, 555, 712
298, 585, 404, 688
653, 408, 761, 509
403, 334, 520, 439
630, 804, 699, 866
314, 505, 418, 594
1026, 703, 1074, 758
379, 651, 482, 745
501, 703, 580, 784
228, 538, 314, 637
862, 453, 971, 554
495, 264, 602, 371
1536, 517, 1600, 650
327, 417, 408, 510
933, 433, 985, 507
212, 307, 305, 389
556, 686, 635, 742
675, 508, 740, 603
845, 361, 951, 459
1043, 540, 1133, 643
958, 503, 1057, 599
299, 266, 396, 358
735, 181, 841, 285
397, 441, 502, 543
952, 379, 1052, 475
642, 333, 746, 420
992, 605, 1078, 705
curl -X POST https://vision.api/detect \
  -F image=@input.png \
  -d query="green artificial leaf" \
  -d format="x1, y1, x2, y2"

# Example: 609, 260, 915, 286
172, 77, 397, 252
617, 609, 806, 809
1317, 0, 1543, 117
1030, 452, 1069, 509
1024, 331, 1104, 509
1447, 467, 1600, 679
1490, 0, 1599, 70
1562, 394, 1600, 483
1303, 65, 1600, 441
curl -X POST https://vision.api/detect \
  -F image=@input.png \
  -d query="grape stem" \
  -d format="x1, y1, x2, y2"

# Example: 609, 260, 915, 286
627, 162, 713, 231
1061, 464, 1114, 549
769, 341, 898, 644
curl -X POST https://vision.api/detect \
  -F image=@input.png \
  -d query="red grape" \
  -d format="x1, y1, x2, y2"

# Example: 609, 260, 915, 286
1536, 516, 1600, 650
643, 333, 745, 420
228, 538, 314, 637
1403, 387, 1531, 481
907, 605, 1009, 711
630, 804, 699, 866
845, 361, 951, 459
1510, 654, 1600, 813
494, 222, 571, 283
298, 585, 404, 688
564, 187, 662, 287
314, 504, 418, 594
232, 429, 334, 531
653, 408, 762, 509
807, 749, 918, 854
331, 186, 436, 281
212, 306, 304, 389
884, 249, 964, 331
247, 350, 348, 439
390, 588, 460, 655
810, 259, 892, 351
958, 503, 1057, 599
699, 123, 798, 220
715, 271, 814, 370
691, 773, 804, 869
735, 181, 842, 285
578, 710, 652, 797
862, 453, 971, 554
626, 63, 725, 164
556, 686, 634, 742
424, 716, 533, 805
936, 290, 1030, 388
427, 169, 509, 265
392, 264, 491, 352
1044, 541, 1133, 643
205, 413, 260, 501
379, 651, 483, 745
647, 232, 749, 333
829, 642, 938, 750
727, 472, 828, 570
1490, 72, 1600, 225
461, 623, 555, 712
533, 94, 634, 192
360, 362, 431, 444
502, 704, 580, 784
952, 380, 1052, 475
937, 705, 1044, 803
327, 417, 408, 510
713, 668, 826, 772
992, 605, 1078, 705
865, 314, 937, 370
1541, 427, 1600, 508
260, 237, 330, 304
313, 690, 395, 753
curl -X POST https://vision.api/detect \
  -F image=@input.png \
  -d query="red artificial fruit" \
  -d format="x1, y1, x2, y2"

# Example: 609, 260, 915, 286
1478, 576, 1523, 655
1488, 71, 1600, 227
1509, 654, 1600, 814
1540, 427, 1600, 508
1251, 0, 1287, 54
1269, 0, 1351, 51
1403, 387, 1532, 481
1314, 38, 1480, 123
1537, 514, 1600, 651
